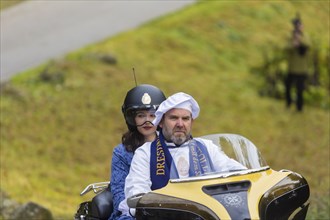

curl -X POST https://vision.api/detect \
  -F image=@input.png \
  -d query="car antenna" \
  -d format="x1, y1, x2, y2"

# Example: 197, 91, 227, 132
132, 67, 138, 86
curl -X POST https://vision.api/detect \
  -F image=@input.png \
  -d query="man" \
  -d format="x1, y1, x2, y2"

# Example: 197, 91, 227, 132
284, 14, 311, 112
118, 92, 245, 219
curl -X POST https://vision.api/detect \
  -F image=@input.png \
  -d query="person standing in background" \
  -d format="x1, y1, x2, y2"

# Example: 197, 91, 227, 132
284, 14, 311, 112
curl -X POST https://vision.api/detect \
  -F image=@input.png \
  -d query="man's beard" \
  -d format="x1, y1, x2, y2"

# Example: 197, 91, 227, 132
171, 134, 187, 146
163, 127, 189, 146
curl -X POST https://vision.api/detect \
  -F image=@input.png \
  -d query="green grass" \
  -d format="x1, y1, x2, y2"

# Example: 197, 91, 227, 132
1, 1, 329, 219
0, 0, 25, 10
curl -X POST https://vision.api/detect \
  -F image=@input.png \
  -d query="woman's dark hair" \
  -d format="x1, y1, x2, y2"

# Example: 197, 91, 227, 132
122, 130, 145, 152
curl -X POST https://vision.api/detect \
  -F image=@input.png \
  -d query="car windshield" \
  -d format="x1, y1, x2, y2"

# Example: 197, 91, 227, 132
169, 133, 268, 182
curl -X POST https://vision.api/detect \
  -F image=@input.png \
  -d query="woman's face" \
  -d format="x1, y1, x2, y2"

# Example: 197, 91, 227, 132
135, 110, 157, 141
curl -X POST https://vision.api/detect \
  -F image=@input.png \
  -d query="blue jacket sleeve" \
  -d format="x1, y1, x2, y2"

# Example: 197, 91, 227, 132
109, 144, 133, 220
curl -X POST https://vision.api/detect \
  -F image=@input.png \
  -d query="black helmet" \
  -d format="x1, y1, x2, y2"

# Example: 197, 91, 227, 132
122, 84, 166, 131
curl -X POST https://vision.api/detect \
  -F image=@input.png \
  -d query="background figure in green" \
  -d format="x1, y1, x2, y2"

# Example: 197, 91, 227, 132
284, 14, 311, 112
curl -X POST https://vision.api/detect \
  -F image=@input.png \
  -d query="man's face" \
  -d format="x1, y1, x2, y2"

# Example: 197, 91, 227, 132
160, 108, 193, 145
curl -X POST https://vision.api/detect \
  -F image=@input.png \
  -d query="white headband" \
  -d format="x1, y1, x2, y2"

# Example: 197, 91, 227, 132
152, 92, 200, 126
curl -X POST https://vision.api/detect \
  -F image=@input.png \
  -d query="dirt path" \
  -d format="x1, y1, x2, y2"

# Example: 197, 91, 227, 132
0, 0, 195, 82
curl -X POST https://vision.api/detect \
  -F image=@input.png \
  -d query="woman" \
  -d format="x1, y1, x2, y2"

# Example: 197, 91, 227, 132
109, 84, 166, 220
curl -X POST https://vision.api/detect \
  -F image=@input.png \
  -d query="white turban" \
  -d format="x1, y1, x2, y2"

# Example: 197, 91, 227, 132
152, 92, 200, 126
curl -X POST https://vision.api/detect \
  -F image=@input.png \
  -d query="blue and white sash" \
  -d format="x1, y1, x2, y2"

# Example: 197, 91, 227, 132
188, 139, 215, 177
150, 133, 214, 190
150, 132, 173, 190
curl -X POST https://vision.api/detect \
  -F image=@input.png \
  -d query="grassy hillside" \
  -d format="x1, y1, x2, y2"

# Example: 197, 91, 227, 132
0, 0, 25, 10
1, 1, 329, 219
